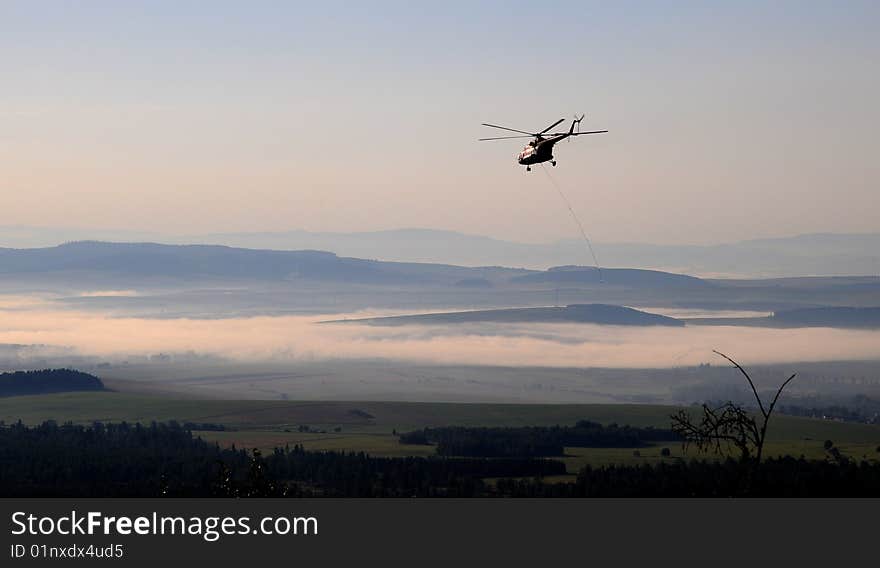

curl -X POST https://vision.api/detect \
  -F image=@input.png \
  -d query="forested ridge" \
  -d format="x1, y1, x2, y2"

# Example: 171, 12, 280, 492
0, 369, 105, 397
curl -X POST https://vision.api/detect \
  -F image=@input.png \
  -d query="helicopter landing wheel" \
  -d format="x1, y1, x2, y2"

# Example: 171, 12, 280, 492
526, 166, 531, 172
551, 160, 557, 166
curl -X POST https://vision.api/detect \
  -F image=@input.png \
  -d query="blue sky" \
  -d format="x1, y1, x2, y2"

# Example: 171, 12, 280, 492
2, 1, 878, 244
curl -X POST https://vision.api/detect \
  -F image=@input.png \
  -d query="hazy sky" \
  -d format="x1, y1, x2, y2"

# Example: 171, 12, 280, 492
2, 1, 878, 245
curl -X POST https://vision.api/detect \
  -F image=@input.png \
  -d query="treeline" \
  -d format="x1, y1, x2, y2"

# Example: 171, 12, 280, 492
259, 446, 564, 497
495, 458, 880, 497
777, 395, 880, 425
0, 421, 563, 497
0, 368, 105, 397
778, 404, 879, 425
183, 422, 227, 431
4, 421, 877, 497
399, 420, 680, 457
702, 394, 880, 425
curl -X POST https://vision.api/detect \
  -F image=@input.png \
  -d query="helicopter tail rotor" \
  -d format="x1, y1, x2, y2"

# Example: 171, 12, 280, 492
568, 114, 585, 140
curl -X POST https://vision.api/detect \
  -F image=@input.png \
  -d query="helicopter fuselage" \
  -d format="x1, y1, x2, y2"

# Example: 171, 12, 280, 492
517, 134, 568, 165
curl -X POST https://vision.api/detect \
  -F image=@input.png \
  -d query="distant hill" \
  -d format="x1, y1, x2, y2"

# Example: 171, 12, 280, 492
0, 241, 528, 286
2, 241, 878, 316
0, 241, 709, 290
771, 307, 880, 328
329, 304, 685, 327
684, 306, 880, 329
2, 226, 878, 277
512, 266, 711, 289
0, 369, 105, 397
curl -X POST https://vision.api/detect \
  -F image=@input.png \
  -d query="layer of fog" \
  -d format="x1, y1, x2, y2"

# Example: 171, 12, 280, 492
1, 297, 878, 369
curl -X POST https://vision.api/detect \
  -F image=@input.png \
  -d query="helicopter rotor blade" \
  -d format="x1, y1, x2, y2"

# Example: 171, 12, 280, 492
478, 135, 536, 141
481, 123, 536, 136
538, 118, 566, 135
546, 130, 608, 137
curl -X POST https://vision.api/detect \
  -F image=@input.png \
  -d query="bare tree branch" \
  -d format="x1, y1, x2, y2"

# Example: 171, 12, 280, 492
713, 350, 767, 418
674, 353, 797, 467
767, 373, 798, 418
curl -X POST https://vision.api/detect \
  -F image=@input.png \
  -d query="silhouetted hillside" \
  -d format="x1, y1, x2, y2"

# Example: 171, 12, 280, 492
771, 307, 880, 328
5, 227, 878, 277
0, 241, 526, 285
0, 242, 711, 290
7, 243, 875, 316
512, 265, 711, 289
332, 304, 684, 327
0, 369, 105, 397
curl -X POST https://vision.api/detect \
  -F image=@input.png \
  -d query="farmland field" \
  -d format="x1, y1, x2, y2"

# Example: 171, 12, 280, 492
2, 391, 878, 470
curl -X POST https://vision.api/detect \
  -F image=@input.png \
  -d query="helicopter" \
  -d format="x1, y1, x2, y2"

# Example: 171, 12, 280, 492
479, 114, 607, 171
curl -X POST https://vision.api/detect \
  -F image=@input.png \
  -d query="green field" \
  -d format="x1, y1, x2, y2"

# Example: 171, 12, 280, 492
2, 391, 878, 469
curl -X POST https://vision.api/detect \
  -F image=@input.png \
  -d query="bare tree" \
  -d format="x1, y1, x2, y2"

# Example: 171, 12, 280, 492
672, 351, 796, 464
